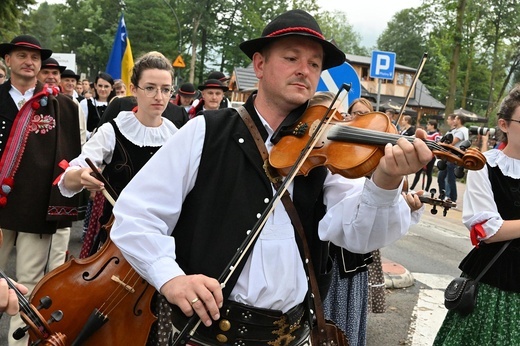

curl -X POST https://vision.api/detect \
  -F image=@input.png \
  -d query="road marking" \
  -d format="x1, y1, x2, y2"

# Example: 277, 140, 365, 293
409, 273, 454, 346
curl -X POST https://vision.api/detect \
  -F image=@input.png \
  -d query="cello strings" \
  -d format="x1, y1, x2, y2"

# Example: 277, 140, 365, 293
0, 269, 45, 330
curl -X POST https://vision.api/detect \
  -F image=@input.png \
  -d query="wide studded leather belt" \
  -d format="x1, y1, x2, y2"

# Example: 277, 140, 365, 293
172, 300, 309, 345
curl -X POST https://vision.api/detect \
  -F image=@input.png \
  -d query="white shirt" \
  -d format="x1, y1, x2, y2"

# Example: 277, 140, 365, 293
58, 111, 178, 197
462, 149, 520, 240
111, 114, 420, 312
9, 85, 35, 110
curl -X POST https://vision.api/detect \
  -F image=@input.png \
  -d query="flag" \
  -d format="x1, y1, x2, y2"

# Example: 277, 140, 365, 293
106, 13, 134, 95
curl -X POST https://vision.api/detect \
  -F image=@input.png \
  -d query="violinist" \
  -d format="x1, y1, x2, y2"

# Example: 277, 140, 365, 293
111, 9, 432, 346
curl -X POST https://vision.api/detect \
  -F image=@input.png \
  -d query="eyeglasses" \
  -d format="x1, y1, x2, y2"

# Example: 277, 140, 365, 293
509, 119, 520, 124
351, 110, 369, 116
137, 85, 173, 98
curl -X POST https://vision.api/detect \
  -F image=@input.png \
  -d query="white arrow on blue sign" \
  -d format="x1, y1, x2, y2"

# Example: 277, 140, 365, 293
370, 50, 396, 80
316, 62, 361, 107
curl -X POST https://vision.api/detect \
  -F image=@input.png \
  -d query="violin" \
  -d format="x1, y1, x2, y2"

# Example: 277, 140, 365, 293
270, 105, 486, 179
418, 188, 456, 216
0, 270, 66, 346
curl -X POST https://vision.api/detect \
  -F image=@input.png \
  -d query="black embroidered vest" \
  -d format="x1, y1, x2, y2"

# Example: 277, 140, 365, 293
172, 97, 330, 298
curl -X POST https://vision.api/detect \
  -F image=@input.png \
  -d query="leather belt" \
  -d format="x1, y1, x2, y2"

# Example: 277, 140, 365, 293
172, 300, 309, 345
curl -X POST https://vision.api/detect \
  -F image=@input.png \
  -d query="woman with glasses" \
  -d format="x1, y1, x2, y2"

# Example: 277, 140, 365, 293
347, 97, 374, 120
79, 72, 116, 137
434, 85, 520, 345
57, 51, 178, 253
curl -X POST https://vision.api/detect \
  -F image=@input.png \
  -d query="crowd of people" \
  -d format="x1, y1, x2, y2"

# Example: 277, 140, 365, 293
0, 8, 518, 346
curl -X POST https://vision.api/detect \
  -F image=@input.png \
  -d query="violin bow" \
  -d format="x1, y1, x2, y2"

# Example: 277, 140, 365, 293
85, 158, 118, 207
395, 52, 428, 126
173, 85, 351, 345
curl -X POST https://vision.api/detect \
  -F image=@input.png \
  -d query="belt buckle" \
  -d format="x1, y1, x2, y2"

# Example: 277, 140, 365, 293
268, 315, 302, 346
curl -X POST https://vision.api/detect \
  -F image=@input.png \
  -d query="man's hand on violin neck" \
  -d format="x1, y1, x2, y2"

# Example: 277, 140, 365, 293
372, 136, 432, 190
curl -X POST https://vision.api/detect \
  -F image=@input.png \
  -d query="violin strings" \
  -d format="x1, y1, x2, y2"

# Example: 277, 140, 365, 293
327, 125, 452, 154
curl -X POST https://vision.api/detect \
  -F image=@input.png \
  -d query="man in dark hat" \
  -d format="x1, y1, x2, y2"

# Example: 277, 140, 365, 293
37, 62, 87, 276
0, 35, 81, 346
111, 10, 431, 345
173, 82, 197, 112
60, 69, 82, 101
188, 79, 228, 117
206, 71, 231, 109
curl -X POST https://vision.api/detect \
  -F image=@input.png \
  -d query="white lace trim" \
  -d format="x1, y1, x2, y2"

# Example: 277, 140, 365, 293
113, 111, 177, 147
485, 149, 520, 179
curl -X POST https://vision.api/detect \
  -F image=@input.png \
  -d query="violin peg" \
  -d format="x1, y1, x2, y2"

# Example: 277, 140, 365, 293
454, 166, 465, 179
430, 206, 438, 215
437, 160, 447, 171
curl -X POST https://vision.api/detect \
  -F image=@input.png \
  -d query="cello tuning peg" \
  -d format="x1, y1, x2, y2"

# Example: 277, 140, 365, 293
13, 325, 30, 340
47, 310, 64, 324
37, 296, 52, 310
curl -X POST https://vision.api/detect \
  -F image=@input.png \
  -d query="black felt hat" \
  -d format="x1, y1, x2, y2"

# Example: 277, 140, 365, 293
239, 9, 345, 70
207, 71, 229, 82
41, 57, 66, 73
0, 35, 52, 60
178, 82, 197, 96
197, 79, 228, 92
61, 69, 80, 81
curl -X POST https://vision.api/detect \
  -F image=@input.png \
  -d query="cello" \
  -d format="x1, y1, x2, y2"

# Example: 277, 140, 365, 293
17, 158, 156, 345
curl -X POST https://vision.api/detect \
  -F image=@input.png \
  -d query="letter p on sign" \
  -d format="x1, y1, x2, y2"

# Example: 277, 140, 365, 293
370, 51, 396, 80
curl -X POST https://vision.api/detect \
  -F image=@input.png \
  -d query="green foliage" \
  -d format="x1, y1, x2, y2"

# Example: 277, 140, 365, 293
0, 0, 36, 41
318, 11, 367, 56
19, 0, 369, 85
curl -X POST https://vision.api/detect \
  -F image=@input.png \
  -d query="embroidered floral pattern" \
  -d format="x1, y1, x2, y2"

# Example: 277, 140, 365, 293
29, 114, 56, 134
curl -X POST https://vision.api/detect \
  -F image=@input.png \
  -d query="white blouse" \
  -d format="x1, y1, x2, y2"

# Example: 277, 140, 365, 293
58, 111, 178, 197
462, 149, 520, 239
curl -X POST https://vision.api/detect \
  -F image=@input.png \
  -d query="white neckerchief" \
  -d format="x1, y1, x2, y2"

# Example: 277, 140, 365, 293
485, 149, 520, 179
10, 84, 36, 110
114, 111, 178, 147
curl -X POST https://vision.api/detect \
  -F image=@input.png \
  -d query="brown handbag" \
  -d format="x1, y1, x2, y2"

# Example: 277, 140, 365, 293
238, 107, 349, 345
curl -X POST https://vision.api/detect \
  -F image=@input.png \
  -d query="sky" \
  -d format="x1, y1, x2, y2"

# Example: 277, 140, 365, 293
40, 0, 423, 48
316, 0, 423, 48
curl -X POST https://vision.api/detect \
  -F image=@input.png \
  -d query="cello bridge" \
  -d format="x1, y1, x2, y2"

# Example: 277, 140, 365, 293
111, 275, 135, 293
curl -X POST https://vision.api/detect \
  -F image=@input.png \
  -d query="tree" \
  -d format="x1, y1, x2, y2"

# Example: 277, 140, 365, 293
0, 0, 36, 41
318, 11, 368, 56
377, 8, 427, 68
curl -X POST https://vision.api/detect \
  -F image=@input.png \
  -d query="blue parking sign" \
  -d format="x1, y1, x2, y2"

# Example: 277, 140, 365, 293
370, 50, 396, 80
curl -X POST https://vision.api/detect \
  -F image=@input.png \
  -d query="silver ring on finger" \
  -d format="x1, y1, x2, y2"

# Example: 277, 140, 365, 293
190, 297, 199, 306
